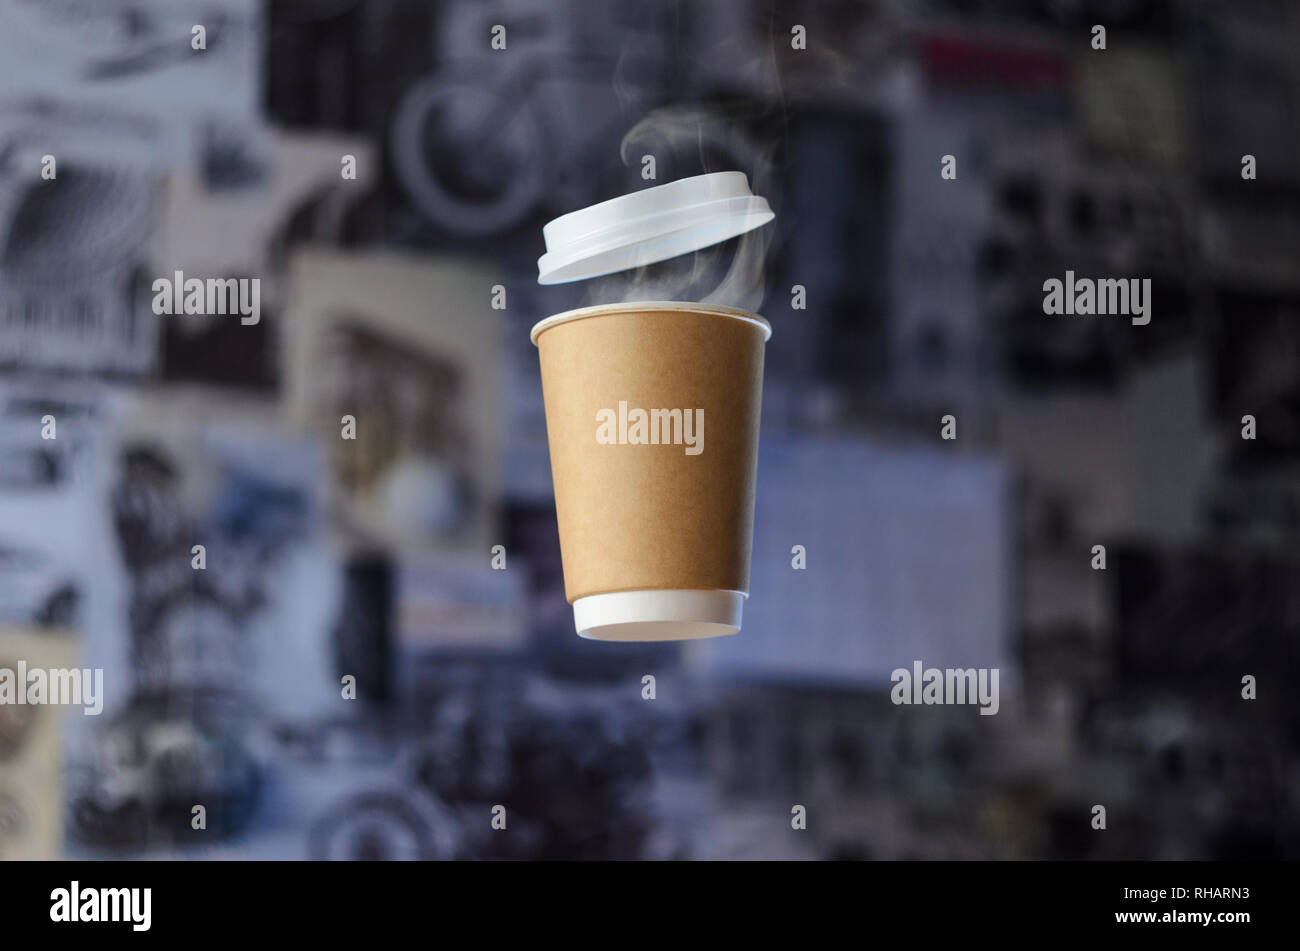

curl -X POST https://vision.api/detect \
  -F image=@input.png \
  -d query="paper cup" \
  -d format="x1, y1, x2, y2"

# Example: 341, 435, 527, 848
531, 301, 770, 641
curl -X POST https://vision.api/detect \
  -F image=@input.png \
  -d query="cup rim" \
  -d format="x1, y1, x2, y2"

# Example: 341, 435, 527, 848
529, 300, 772, 346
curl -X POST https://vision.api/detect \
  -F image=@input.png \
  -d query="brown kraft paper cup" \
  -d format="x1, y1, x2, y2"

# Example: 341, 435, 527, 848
531, 301, 770, 641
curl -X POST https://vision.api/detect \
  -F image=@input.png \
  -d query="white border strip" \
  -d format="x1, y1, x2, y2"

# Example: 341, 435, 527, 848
530, 300, 772, 345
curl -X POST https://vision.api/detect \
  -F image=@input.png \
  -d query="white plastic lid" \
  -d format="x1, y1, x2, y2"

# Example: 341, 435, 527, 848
536, 171, 774, 285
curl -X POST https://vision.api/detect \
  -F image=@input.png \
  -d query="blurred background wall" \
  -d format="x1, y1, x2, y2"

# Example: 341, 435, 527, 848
0, 0, 1297, 860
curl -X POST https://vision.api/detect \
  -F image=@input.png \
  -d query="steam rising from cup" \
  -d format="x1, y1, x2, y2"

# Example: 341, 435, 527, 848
573, 107, 777, 312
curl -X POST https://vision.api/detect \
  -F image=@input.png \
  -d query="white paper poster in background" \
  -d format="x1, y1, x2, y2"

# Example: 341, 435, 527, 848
697, 436, 1013, 687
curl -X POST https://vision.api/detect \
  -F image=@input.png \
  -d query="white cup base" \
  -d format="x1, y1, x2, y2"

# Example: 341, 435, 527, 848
572, 589, 745, 642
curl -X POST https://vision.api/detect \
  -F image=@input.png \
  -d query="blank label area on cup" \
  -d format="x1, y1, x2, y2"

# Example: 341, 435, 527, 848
535, 305, 768, 603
